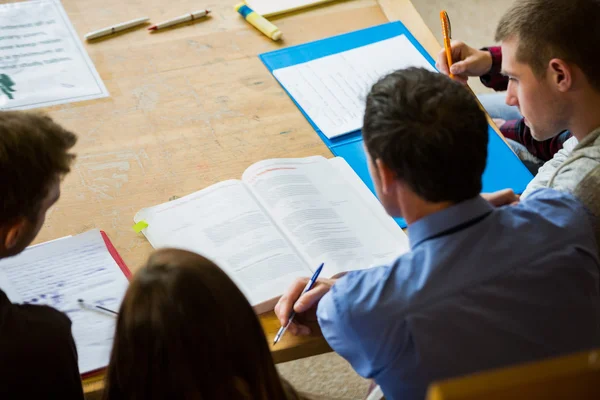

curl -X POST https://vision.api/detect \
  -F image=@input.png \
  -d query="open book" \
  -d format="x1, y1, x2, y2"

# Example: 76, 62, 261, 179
0, 230, 130, 375
134, 156, 409, 313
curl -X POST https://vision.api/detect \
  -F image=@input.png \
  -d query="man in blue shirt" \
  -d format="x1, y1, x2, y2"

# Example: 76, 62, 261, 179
274, 68, 600, 400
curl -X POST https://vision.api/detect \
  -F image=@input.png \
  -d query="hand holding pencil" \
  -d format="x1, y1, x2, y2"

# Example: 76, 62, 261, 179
436, 11, 493, 84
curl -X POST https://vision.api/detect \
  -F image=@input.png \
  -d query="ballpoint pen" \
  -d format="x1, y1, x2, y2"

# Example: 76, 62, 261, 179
273, 263, 324, 345
78, 298, 118, 316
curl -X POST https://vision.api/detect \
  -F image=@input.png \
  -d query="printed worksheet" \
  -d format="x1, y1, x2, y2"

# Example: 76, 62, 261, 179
273, 35, 436, 139
0, 0, 108, 110
0, 230, 128, 374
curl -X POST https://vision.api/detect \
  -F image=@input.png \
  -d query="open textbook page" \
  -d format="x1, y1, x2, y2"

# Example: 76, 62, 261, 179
135, 157, 409, 312
134, 180, 313, 311
273, 34, 435, 139
242, 156, 408, 277
0, 230, 129, 375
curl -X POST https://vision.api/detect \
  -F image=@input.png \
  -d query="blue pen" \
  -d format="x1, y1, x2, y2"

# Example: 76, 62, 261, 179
273, 263, 324, 345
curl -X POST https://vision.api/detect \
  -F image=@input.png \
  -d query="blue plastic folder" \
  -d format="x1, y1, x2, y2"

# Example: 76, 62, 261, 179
260, 21, 533, 228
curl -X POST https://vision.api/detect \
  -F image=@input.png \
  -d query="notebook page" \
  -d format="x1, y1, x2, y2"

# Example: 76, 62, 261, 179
134, 180, 312, 308
0, 229, 129, 375
273, 35, 436, 139
242, 157, 409, 277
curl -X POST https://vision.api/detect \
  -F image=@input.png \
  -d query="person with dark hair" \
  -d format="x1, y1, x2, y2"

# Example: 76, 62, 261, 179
274, 68, 600, 400
103, 248, 303, 400
0, 111, 83, 399
437, 0, 600, 247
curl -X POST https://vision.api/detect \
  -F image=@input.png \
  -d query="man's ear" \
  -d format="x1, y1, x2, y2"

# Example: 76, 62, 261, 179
548, 58, 573, 92
3, 218, 27, 251
375, 158, 396, 195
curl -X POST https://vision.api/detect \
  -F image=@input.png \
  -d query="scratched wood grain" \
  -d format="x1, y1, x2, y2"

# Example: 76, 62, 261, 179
27, 0, 391, 267
0, 0, 440, 397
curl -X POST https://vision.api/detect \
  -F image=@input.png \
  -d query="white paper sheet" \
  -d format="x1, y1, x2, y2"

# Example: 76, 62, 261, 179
0, 230, 128, 375
134, 180, 312, 308
245, 0, 336, 17
273, 35, 436, 139
242, 157, 409, 276
0, 0, 108, 110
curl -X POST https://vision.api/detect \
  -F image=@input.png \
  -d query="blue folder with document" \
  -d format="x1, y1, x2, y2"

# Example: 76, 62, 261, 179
260, 21, 533, 228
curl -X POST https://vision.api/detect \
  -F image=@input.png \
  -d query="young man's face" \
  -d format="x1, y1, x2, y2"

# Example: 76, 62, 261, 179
0, 179, 61, 258
502, 37, 568, 141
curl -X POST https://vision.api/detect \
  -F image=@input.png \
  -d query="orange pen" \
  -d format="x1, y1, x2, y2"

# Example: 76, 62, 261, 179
440, 10, 454, 79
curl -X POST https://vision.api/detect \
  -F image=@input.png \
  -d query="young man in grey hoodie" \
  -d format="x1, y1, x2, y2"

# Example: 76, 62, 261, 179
437, 0, 600, 247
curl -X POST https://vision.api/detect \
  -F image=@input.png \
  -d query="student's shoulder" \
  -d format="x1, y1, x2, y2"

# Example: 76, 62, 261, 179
513, 188, 596, 242
550, 133, 600, 187
2, 302, 73, 344
519, 186, 583, 208
11, 302, 71, 325
0, 294, 82, 398
571, 163, 600, 217
0, 303, 77, 377
553, 155, 600, 190
516, 188, 588, 221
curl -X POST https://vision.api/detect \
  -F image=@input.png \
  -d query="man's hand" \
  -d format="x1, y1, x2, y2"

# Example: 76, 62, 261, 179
274, 277, 335, 336
436, 41, 493, 84
481, 189, 520, 207
493, 118, 506, 129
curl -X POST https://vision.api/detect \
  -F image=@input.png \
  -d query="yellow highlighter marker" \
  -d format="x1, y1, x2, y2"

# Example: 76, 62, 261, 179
235, 3, 282, 41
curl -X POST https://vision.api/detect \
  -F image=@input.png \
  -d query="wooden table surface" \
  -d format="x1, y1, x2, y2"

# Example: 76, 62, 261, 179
2, 0, 441, 397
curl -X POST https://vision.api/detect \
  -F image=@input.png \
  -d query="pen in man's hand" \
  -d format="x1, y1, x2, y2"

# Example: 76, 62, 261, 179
273, 263, 324, 345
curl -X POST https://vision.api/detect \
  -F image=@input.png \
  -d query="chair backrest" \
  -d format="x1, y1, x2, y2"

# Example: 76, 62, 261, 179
426, 348, 600, 400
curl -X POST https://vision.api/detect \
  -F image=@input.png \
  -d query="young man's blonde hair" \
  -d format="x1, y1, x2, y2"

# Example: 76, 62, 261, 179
495, 0, 600, 92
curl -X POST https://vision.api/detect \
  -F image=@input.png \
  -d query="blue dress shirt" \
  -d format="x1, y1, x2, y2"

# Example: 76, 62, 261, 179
317, 189, 600, 400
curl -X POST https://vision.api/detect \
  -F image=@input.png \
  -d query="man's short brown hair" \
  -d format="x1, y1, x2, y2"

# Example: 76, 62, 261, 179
495, 0, 600, 92
363, 68, 488, 203
0, 111, 77, 224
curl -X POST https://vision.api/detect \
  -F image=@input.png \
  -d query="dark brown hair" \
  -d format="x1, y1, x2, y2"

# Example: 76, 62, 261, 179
363, 67, 488, 203
0, 111, 76, 224
495, 0, 600, 92
103, 249, 293, 400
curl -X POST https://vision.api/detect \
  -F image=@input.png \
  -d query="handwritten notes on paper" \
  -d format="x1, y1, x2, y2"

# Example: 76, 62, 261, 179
0, 0, 108, 110
273, 35, 436, 139
0, 230, 128, 374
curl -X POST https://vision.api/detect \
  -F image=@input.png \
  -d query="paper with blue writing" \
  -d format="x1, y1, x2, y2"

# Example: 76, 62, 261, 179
0, 230, 128, 374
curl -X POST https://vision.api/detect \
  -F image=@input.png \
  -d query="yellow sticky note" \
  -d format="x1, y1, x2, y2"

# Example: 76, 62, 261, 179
133, 220, 149, 233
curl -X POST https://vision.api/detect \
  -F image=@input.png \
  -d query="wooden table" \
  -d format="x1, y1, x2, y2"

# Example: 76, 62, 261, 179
10, 0, 440, 397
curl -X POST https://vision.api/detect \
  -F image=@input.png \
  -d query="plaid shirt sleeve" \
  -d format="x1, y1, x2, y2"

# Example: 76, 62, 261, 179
500, 119, 573, 161
480, 46, 508, 91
